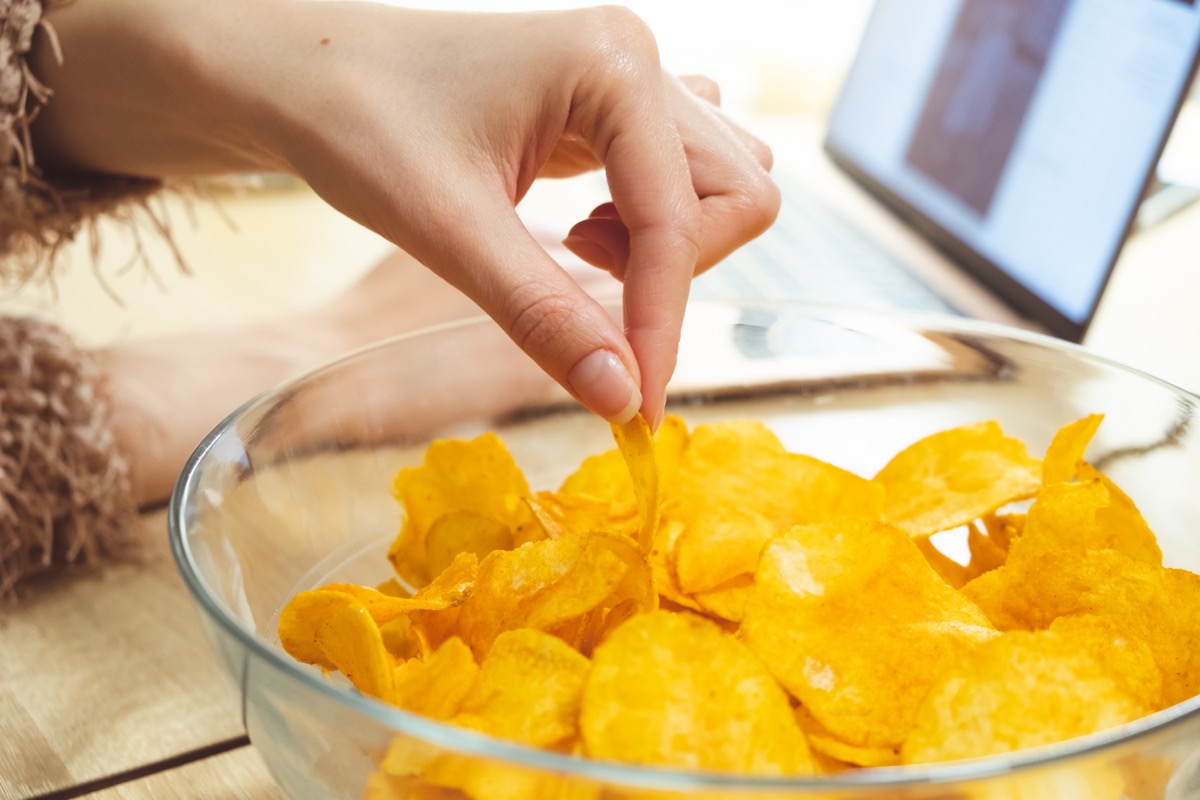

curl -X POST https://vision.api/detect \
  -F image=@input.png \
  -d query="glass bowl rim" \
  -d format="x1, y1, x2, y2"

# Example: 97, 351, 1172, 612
168, 302, 1200, 791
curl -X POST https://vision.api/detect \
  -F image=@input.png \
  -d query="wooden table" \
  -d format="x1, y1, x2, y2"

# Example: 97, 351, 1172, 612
3, 112, 1199, 799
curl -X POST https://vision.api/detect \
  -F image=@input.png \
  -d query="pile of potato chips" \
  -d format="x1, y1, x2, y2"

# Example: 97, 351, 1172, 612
278, 413, 1200, 798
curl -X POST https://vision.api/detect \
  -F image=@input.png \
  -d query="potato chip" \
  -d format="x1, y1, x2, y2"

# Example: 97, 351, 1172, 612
915, 536, 970, 589
382, 633, 595, 800
674, 506, 777, 594
392, 636, 479, 720
389, 433, 531, 587
279, 589, 358, 670
311, 553, 477, 628
981, 511, 1024, 552
525, 491, 637, 541
424, 511, 512, 577
792, 707, 900, 768
456, 531, 652, 659
691, 573, 754, 624
962, 548, 1200, 707
277, 411, 1200, 786
646, 518, 705, 613
804, 734, 900, 770
902, 630, 1146, 765
1006, 477, 1162, 566
421, 756, 600, 800
741, 520, 997, 748
1042, 413, 1103, 485
558, 449, 636, 514
874, 421, 1041, 537
611, 416, 660, 555
298, 587, 396, 700
674, 421, 882, 532
581, 610, 816, 775
365, 772, 466, 800
963, 522, 1007, 581
1047, 615, 1163, 710
453, 628, 591, 748
379, 617, 421, 661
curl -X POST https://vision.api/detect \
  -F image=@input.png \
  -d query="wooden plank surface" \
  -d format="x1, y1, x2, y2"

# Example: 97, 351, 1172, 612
0, 510, 244, 800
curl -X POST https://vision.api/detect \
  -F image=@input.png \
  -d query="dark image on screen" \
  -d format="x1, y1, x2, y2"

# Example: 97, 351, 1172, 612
905, 0, 1070, 216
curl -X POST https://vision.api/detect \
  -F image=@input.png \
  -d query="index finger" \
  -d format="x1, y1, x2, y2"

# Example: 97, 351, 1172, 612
591, 79, 701, 430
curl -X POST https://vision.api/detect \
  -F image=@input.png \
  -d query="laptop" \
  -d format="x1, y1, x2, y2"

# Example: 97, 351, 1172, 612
693, 0, 1200, 344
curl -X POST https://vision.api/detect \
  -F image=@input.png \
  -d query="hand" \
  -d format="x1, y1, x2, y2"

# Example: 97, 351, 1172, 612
31, 1, 779, 428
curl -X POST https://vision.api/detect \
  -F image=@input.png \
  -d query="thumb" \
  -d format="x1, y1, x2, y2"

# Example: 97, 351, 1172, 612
416, 191, 644, 424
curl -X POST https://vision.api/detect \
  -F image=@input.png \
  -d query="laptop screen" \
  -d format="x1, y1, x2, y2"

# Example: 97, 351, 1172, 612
824, 0, 1200, 341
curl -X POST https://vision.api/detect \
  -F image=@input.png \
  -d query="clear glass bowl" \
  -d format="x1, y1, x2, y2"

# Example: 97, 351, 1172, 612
169, 301, 1200, 800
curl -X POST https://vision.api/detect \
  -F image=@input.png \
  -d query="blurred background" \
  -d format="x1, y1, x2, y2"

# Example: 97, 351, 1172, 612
2, 1, 1197, 394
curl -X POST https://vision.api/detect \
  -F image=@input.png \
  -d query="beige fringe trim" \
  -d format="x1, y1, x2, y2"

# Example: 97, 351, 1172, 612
0, 315, 139, 600
0, 0, 163, 291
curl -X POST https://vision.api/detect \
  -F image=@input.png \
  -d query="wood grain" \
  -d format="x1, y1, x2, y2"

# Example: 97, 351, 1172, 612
0, 511, 244, 800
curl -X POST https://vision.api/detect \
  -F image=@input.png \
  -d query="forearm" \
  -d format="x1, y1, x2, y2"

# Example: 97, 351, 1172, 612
29, 0, 291, 179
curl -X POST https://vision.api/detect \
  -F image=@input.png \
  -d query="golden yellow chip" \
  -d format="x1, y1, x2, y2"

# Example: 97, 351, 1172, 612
388, 433, 531, 587
558, 449, 636, 514
792, 706, 900, 768
524, 490, 637, 541
673, 421, 882, 532
691, 573, 754, 624
424, 511, 512, 577
365, 772, 469, 800
277, 590, 395, 700
674, 506, 777, 594
962, 522, 1007, 581
915, 536, 970, 589
278, 411, 1200, 784
456, 531, 651, 659
610, 415, 660, 555
981, 511, 1024, 552
581, 610, 816, 775
902, 630, 1146, 765
452, 628, 591, 748
392, 636, 479, 720
646, 518, 705, 613
421, 757, 600, 800
874, 421, 1041, 537
1007, 478, 1162, 566
1043, 413, 1104, 485
962, 547, 1200, 707
279, 589, 356, 670
559, 414, 687, 509
1048, 615, 1163, 711
741, 520, 997, 748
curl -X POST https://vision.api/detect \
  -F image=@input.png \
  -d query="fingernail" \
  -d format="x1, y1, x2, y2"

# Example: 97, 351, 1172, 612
568, 349, 642, 424
562, 235, 614, 273
649, 403, 664, 434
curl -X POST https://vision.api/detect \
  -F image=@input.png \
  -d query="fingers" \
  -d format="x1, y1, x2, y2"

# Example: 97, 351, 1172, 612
572, 19, 703, 427
679, 74, 721, 105
563, 73, 780, 283
415, 180, 645, 425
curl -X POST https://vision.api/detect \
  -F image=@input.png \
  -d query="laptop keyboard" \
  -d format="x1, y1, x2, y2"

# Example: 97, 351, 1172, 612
691, 171, 963, 317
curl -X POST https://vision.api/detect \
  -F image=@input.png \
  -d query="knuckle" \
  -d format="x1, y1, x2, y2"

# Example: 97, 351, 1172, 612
734, 174, 782, 238
686, 74, 722, 105
752, 137, 775, 171
505, 286, 581, 358
580, 5, 661, 71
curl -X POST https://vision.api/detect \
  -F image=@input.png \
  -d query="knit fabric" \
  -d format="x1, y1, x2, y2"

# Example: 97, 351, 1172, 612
0, 0, 160, 290
0, 316, 139, 599
0, 0, 147, 599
